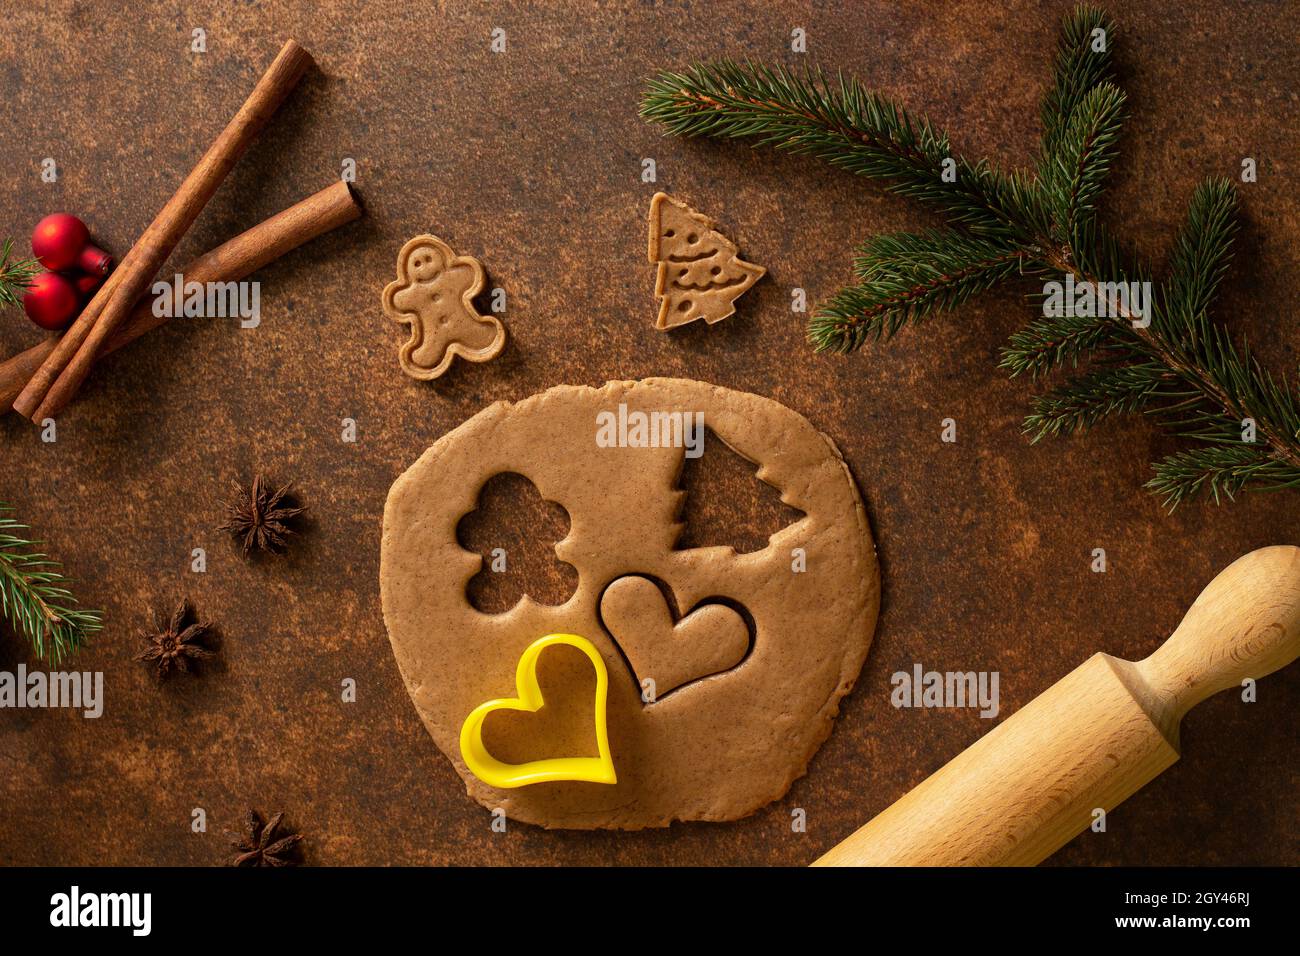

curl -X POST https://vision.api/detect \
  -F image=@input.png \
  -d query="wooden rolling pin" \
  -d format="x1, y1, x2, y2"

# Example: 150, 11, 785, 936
814, 545, 1300, 866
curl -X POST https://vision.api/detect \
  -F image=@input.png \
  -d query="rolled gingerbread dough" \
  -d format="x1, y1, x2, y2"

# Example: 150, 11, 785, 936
380, 378, 879, 828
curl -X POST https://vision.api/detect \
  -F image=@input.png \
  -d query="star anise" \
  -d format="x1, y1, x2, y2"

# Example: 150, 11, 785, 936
219, 474, 306, 555
136, 599, 215, 678
228, 809, 303, 867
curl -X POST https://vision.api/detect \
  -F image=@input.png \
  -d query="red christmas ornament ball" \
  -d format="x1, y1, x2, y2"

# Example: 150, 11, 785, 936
22, 271, 81, 331
31, 213, 90, 271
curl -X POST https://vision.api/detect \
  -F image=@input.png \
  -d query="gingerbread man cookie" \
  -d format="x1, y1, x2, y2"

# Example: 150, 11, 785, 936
382, 235, 507, 380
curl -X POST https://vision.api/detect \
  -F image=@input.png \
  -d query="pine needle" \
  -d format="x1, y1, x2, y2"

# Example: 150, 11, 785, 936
0, 503, 103, 665
1041, 82, 1126, 240
0, 238, 37, 309
1039, 5, 1117, 159
809, 230, 1034, 350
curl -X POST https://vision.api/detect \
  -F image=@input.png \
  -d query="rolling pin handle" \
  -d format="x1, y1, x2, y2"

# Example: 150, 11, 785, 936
1136, 545, 1300, 725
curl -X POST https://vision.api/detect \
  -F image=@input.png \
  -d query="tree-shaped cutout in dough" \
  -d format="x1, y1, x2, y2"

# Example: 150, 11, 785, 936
382, 234, 507, 380
457, 473, 579, 613
648, 192, 766, 330
672, 429, 804, 553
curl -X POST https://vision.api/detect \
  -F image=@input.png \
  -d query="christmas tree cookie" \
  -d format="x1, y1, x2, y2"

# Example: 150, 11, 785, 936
647, 193, 765, 330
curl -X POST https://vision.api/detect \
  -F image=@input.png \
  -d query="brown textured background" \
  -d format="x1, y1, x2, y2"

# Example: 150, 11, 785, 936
1, 0, 1297, 866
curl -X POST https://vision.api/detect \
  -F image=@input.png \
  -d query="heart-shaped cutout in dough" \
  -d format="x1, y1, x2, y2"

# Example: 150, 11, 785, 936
459, 633, 617, 789
599, 575, 751, 699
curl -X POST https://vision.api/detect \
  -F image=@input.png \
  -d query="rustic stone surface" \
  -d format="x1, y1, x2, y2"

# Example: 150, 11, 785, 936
0, 0, 1296, 864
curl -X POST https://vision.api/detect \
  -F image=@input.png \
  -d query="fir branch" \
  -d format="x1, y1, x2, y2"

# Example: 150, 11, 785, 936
1037, 209, 1300, 494
808, 231, 1034, 350
0, 503, 103, 665
641, 5, 1300, 507
1041, 82, 1126, 240
1023, 360, 1169, 440
1146, 445, 1300, 509
1039, 5, 1116, 159
999, 311, 1118, 379
640, 60, 1037, 241
1161, 177, 1238, 334
0, 238, 37, 309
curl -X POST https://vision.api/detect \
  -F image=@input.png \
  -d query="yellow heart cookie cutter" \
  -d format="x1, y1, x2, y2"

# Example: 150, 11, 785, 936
459, 633, 617, 789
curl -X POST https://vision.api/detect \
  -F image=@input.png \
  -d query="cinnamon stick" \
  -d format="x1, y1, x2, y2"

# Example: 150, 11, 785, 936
13, 39, 314, 422
0, 181, 360, 410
